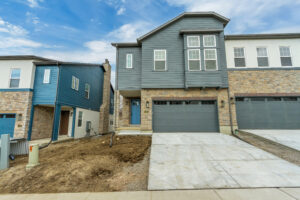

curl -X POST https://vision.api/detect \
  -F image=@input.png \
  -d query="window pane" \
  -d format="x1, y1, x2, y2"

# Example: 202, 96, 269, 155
234, 48, 244, 57
155, 61, 166, 70
75, 78, 79, 90
205, 49, 216, 59
5, 114, 15, 118
280, 47, 291, 57
204, 35, 216, 47
72, 76, 76, 89
234, 58, 246, 67
257, 57, 269, 67
126, 54, 132, 68
187, 36, 200, 47
78, 111, 83, 127
257, 48, 267, 57
154, 50, 165, 60
188, 49, 200, 59
11, 69, 20, 78
205, 60, 217, 70
43, 69, 51, 84
10, 79, 20, 88
281, 57, 292, 66
189, 60, 200, 70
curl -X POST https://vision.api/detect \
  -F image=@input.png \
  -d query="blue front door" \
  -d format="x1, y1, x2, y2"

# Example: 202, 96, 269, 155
0, 114, 16, 138
131, 99, 141, 124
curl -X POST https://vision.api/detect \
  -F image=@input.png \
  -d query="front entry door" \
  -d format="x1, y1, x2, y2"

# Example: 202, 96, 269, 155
131, 99, 141, 124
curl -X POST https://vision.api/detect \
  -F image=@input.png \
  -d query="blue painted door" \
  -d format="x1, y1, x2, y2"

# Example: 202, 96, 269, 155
0, 114, 16, 137
131, 99, 141, 124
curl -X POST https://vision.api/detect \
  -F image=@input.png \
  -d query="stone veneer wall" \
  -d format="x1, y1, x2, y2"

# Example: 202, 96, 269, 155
0, 91, 32, 138
31, 106, 54, 140
140, 88, 235, 134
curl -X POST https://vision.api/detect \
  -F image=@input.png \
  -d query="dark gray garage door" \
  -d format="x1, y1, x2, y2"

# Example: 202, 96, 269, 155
153, 100, 219, 132
236, 97, 300, 129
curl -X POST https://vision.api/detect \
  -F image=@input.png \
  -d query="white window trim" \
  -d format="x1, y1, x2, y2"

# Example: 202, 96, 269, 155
85, 83, 90, 99
187, 36, 200, 47
188, 49, 201, 71
126, 54, 133, 69
71, 76, 76, 89
43, 69, 51, 84
279, 46, 293, 67
9, 68, 21, 88
256, 47, 269, 68
203, 35, 216, 47
233, 47, 246, 68
204, 49, 218, 71
154, 49, 167, 71
75, 78, 79, 91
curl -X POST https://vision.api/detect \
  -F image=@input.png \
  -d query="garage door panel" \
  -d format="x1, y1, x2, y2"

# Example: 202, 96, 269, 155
153, 101, 219, 132
236, 97, 300, 129
0, 113, 16, 137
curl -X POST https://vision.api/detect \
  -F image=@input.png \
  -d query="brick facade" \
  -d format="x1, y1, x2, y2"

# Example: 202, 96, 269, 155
99, 60, 112, 134
0, 91, 32, 138
31, 106, 54, 140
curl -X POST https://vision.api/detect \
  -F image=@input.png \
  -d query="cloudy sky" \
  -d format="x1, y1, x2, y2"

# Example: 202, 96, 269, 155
1, 0, 300, 85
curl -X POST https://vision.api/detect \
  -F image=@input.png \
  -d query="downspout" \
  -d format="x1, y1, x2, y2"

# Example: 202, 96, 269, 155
39, 61, 60, 149
226, 86, 234, 134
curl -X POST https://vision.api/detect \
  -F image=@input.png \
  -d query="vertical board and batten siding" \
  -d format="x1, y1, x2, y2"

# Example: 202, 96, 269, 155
141, 17, 227, 88
117, 47, 141, 90
57, 65, 104, 111
33, 66, 59, 105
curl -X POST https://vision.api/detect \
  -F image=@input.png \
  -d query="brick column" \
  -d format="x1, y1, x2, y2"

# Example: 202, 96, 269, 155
99, 59, 111, 134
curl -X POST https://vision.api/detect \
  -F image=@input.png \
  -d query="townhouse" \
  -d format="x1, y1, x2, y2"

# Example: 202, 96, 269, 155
0, 56, 113, 140
112, 12, 300, 134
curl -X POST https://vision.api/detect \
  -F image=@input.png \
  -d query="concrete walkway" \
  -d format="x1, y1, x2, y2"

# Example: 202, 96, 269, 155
243, 130, 300, 151
148, 133, 300, 190
0, 188, 299, 200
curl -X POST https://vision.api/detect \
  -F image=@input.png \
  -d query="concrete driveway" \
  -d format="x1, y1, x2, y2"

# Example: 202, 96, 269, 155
148, 133, 300, 190
243, 130, 300, 151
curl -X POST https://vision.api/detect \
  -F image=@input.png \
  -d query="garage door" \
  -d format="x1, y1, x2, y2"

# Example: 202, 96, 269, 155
153, 100, 219, 132
236, 97, 300, 129
0, 114, 16, 137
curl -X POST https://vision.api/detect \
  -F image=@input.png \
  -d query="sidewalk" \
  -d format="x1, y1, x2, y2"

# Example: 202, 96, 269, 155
1, 188, 299, 200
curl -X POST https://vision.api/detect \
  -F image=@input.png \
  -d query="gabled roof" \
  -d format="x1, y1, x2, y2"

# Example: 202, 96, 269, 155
137, 12, 229, 42
111, 12, 230, 47
0, 55, 55, 61
225, 33, 300, 40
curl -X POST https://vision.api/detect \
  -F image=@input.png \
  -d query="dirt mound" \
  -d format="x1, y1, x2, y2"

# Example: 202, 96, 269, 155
0, 135, 151, 194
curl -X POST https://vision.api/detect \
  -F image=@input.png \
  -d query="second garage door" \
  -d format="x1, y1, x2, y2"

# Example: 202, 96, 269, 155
153, 100, 219, 132
236, 97, 300, 129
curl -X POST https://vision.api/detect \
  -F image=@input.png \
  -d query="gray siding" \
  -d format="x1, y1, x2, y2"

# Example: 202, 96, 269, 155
141, 17, 228, 88
117, 47, 141, 90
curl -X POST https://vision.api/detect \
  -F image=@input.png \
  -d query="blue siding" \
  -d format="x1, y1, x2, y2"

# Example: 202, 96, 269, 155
33, 66, 59, 105
57, 65, 104, 111
109, 87, 114, 114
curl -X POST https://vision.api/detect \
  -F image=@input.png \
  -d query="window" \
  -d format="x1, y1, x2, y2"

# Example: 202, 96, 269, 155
257, 47, 269, 67
279, 46, 292, 66
187, 36, 200, 47
234, 48, 246, 67
169, 101, 182, 105
85, 83, 90, 99
126, 54, 133, 68
204, 49, 217, 70
75, 78, 79, 91
154, 101, 167, 105
78, 111, 83, 127
71, 76, 79, 91
188, 49, 201, 71
203, 35, 216, 47
9, 69, 21, 88
154, 50, 166, 71
43, 69, 51, 84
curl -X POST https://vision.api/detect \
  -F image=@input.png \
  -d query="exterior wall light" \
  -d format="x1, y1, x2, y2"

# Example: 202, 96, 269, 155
230, 97, 235, 104
220, 100, 225, 108
146, 101, 150, 108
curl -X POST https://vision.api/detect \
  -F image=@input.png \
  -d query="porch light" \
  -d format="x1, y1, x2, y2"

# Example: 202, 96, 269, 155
146, 101, 150, 108
220, 100, 225, 108
230, 97, 235, 104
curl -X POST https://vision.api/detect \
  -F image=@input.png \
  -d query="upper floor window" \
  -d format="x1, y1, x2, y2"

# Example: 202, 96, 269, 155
72, 76, 79, 91
43, 69, 51, 84
204, 49, 218, 70
234, 47, 246, 67
85, 83, 90, 99
9, 68, 21, 88
126, 54, 133, 68
188, 49, 201, 71
203, 35, 216, 47
279, 46, 292, 66
256, 47, 269, 67
187, 36, 200, 47
154, 50, 167, 71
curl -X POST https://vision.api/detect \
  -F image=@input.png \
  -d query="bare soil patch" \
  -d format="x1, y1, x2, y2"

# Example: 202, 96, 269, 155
235, 131, 300, 166
0, 135, 151, 194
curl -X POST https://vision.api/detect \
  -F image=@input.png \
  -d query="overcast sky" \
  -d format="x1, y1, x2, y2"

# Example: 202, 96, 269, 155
1, 0, 300, 85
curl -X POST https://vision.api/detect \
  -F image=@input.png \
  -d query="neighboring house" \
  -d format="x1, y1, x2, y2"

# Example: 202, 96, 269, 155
0, 56, 113, 140
112, 12, 300, 134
